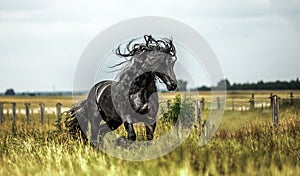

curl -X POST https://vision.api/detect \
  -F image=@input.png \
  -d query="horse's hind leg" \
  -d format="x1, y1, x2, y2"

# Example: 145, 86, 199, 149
87, 87, 103, 145
145, 122, 156, 140
89, 113, 101, 144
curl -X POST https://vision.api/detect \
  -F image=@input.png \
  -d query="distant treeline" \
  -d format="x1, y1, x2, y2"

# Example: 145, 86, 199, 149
195, 78, 300, 91
0, 90, 85, 96
2, 78, 300, 95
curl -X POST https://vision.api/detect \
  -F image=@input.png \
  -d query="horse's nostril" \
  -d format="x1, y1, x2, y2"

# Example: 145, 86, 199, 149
173, 84, 177, 89
169, 83, 177, 90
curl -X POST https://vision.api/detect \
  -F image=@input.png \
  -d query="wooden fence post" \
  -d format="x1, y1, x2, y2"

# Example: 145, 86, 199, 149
232, 99, 234, 111
201, 98, 205, 110
195, 100, 202, 128
56, 103, 62, 131
217, 97, 220, 109
270, 95, 280, 127
270, 93, 273, 110
39, 103, 44, 125
24, 103, 31, 125
290, 92, 294, 105
249, 93, 255, 110
0, 102, 3, 125
167, 100, 171, 112
203, 120, 210, 140
12, 103, 16, 129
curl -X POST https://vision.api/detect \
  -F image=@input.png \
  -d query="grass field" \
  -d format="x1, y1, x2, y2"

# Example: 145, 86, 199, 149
0, 91, 299, 175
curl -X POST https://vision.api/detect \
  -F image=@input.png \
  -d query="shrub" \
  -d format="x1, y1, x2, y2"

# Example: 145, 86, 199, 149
161, 94, 195, 125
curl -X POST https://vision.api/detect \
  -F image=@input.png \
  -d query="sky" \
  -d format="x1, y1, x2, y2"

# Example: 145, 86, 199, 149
0, 0, 299, 92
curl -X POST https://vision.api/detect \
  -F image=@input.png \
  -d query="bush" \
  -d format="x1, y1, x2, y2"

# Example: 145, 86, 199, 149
161, 94, 195, 125
162, 94, 181, 124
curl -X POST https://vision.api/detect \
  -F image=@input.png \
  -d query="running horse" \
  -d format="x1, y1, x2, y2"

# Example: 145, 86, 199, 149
65, 35, 178, 146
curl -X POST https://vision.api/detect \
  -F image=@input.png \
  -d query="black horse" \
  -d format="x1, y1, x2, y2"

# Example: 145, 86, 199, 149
65, 35, 178, 146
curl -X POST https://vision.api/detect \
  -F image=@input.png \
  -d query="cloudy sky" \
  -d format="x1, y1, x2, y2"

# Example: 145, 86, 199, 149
0, 0, 299, 92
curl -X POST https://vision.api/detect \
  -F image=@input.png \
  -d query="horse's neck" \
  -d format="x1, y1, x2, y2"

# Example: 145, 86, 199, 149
129, 72, 156, 96
115, 66, 157, 99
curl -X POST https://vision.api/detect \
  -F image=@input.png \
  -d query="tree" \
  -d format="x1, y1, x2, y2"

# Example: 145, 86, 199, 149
216, 79, 230, 89
177, 79, 188, 91
4, 89, 15, 96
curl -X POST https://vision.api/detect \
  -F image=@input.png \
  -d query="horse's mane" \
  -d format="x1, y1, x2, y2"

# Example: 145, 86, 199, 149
115, 35, 176, 57
110, 35, 176, 69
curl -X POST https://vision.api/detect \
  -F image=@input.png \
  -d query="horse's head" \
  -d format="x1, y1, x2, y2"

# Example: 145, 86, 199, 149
142, 51, 177, 91
114, 35, 178, 91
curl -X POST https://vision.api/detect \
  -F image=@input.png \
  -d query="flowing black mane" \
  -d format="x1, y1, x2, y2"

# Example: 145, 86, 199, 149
115, 35, 176, 57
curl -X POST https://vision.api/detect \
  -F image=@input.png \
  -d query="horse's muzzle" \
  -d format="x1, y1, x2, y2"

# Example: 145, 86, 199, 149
167, 81, 177, 91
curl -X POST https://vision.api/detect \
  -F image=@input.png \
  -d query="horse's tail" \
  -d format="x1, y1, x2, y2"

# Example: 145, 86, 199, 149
65, 100, 88, 142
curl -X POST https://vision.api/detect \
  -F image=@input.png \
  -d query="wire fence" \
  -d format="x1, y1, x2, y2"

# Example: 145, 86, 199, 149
0, 92, 299, 130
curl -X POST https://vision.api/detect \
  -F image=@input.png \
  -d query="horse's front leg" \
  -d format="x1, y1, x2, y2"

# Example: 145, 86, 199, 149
124, 121, 136, 141
145, 93, 158, 141
145, 122, 156, 140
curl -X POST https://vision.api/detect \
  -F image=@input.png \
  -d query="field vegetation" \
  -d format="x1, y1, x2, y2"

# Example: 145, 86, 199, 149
0, 91, 299, 175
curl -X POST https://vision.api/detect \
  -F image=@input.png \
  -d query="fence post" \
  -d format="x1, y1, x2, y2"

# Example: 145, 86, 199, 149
39, 103, 44, 125
201, 98, 205, 110
276, 96, 280, 127
203, 120, 210, 140
195, 100, 202, 128
24, 103, 31, 125
232, 99, 234, 111
167, 100, 171, 112
249, 93, 255, 110
12, 103, 16, 130
0, 102, 3, 125
270, 95, 280, 127
56, 103, 62, 131
217, 97, 220, 109
290, 92, 294, 106
270, 93, 273, 110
